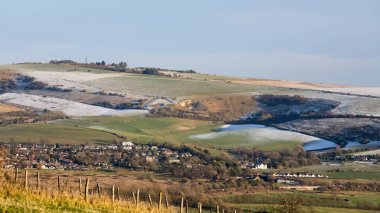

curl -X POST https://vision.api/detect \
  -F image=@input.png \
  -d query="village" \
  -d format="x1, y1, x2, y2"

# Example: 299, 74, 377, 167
1, 140, 379, 186
0, 141, 192, 171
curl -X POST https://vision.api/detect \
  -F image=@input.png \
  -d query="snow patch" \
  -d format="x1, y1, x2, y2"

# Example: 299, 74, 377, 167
191, 124, 335, 151
0, 93, 148, 117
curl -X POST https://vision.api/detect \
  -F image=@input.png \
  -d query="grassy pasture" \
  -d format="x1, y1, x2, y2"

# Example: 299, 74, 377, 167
222, 191, 380, 212
85, 75, 281, 98
54, 116, 217, 145
189, 132, 305, 151
53, 116, 306, 152
5, 63, 292, 98
225, 204, 380, 213
295, 163, 380, 180
0, 123, 119, 145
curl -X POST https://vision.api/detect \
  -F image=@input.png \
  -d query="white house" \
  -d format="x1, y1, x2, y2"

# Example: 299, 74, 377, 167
121, 141, 134, 147
254, 163, 268, 169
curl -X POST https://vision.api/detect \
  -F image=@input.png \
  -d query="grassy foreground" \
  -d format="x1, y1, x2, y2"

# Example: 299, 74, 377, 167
0, 182, 174, 213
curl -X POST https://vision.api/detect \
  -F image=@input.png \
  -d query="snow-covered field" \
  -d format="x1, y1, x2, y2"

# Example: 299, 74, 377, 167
319, 87, 380, 97
0, 93, 148, 116
193, 124, 380, 151
272, 89, 380, 117
18, 70, 123, 93
192, 124, 336, 151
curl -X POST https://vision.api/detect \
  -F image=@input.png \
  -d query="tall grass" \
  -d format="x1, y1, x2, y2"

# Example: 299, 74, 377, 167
0, 174, 175, 212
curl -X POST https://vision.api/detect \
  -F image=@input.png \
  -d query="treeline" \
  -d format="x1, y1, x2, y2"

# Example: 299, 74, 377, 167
0, 110, 67, 126
257, 94, 308, 106
230, 146, 321, 169
49, 60, 197, 76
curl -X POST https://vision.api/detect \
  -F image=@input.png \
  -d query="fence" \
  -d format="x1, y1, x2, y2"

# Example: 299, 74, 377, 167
5, 168, 239, 213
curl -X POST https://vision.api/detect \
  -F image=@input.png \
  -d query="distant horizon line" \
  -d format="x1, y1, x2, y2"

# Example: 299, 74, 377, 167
1, 60, 376, 88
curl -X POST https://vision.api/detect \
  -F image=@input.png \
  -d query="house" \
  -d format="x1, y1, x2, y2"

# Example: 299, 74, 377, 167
254, 163, 268, 169
168, 157, 180, 164
121, 141, 134, 147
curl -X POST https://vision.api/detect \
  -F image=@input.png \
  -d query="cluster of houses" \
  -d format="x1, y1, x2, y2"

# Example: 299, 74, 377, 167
272, 172, 328, 178
239, 161, 268, 170
348, 154, 379, 163
0, 141, 192, 171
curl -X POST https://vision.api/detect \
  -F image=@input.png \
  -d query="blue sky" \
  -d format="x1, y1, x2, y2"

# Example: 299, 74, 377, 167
0, 0, 379, 86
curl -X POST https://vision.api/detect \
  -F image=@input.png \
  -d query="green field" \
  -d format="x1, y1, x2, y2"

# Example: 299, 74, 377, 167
190, 132, 305, 151
85, 75, 282, 98
225, 204, 380, 213
295, 163, 380, 180
0, 123, 119, 144
0, 116, 307, 158
222, 191, 380, 212
53, 116, 307, 152
54, 116, 216, 145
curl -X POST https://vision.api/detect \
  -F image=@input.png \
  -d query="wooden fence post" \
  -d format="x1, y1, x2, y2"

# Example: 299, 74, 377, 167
112, 185, 115, 204
79, 178, 82, 195
136, 189, 140, 207
24, 170, 28, 190
14, 167, 18, 183
165, 195, 169, 208
85, 178, 89, 202
36, 172, 40, 190
180, 197, 184, 213
57, 176, 61, 192
117, 187, 120, 200
132, 192, 136, 204
198, 202, 202, 213
96, 183, 101, 197
186, 200, 189, 213
216, 205, 219, 213
158, 192, 162, 210
148, 194, 153, 206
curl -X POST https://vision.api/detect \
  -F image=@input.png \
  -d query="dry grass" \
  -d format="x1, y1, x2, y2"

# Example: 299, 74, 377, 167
0, 103, 23, 113
21, 169, 180, 194
0, 69, 16, 80
0, 171, 176, 213
195, 94, 259, 121
230, 78, 349, 90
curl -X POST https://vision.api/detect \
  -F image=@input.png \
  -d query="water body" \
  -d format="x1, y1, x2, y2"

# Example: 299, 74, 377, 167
303, 140, 337, 151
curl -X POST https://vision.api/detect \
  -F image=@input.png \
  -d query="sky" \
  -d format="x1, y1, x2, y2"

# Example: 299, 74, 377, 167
0, 0, 379, 86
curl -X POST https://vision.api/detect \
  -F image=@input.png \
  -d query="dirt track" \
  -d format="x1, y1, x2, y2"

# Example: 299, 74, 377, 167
231, 78, 349, 90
